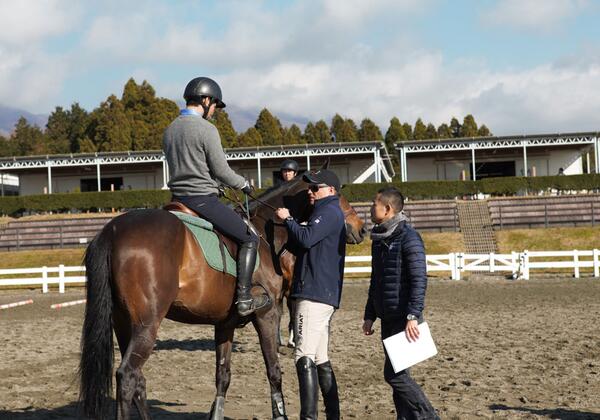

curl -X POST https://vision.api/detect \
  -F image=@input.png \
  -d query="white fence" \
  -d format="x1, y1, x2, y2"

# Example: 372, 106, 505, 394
1, 251, 599, 292
346, 250, 600, 280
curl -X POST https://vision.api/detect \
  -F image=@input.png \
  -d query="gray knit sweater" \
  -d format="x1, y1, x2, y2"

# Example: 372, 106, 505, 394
163, 114, 246, 196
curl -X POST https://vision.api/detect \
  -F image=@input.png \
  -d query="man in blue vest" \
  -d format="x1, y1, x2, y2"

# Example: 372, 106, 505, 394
362, 187, 438, 419
163, 77, 269, 317
275, 169, 346, 420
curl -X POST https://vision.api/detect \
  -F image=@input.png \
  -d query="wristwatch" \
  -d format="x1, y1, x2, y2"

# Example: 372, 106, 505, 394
406, 314, 418, 321
285, 216, 294, 222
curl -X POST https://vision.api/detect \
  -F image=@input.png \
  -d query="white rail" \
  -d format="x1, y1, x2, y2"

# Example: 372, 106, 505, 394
1, 251, 598, 292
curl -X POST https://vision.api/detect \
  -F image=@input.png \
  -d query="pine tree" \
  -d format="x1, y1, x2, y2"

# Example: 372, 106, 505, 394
283, 124, 302, 145
384, 117, 406, 163
46, 107, 71, 154
237, 127, 263, 147
330, 114, 346, 142
462, 114, 478, 137
449, 117, 462, 138
413, 118, 427, 140
357, 118, 383, 143
11, 117, 47, 155
425, 123, 438, 139
437, 123, 452, 139
68, 103, 90, 153
303, 122, 317, 144
314, 120, 331, 143
89, 95, 132, 152
477, 124, 492, 137
402, 123, 413, 140
255, 108, 283, 145
0, 134, 14, 157
78, 137, 97, 153
213, 109, 237, 148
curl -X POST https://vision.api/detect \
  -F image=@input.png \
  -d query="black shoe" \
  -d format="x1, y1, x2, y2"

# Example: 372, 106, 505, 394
317, 361, 340, 420
296, 356, 318, 420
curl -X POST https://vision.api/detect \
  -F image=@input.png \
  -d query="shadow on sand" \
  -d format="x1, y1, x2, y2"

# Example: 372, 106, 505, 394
153, 338, 241, 352
489, 404, 600, 419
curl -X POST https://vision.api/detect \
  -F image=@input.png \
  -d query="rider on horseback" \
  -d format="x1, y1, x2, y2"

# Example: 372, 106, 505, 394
162, 77, 270, 317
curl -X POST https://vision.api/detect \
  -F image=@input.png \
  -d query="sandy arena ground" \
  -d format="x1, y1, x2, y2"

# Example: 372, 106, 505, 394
0, 276, 599, 419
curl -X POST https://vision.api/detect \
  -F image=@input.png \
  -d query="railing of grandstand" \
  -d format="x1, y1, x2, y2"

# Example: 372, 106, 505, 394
1, 251, 598, 293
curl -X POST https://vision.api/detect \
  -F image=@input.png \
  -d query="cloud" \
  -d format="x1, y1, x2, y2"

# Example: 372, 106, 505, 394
0, 0, 80, 45
481, 0, 590, 30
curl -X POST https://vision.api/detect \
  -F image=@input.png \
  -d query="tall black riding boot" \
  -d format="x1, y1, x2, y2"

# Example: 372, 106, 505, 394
296, 356, 319, 420
236, 241, 270, 316
317, 361, 340, 420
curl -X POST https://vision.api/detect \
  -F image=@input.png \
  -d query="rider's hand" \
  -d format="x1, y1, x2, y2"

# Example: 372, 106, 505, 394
275, 208, 291, 221
241, 181, 254, 195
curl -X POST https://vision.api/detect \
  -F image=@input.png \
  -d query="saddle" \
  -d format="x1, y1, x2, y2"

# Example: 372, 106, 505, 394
163, 201, 256, 275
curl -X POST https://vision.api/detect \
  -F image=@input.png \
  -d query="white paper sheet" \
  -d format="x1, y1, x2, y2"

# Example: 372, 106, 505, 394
382, 322, 438, 373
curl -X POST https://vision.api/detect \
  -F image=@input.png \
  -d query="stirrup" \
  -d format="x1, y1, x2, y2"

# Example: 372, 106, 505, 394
237, 295, 271, 317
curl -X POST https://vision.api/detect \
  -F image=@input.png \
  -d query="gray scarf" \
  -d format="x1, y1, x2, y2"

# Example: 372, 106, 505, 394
370, 212, 409, 241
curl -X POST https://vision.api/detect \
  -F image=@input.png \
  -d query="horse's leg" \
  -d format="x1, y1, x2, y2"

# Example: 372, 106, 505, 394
209, 326, 235, 420
276, 297, 284, 348
114, 322, 158, 420
254, 307, 289, 420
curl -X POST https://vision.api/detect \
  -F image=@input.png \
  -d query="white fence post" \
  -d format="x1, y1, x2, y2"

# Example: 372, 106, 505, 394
573, 250, 580, 279
594, 249, 599, 278
58, 264, 65, 293
511, 252, 518, 279
42, 266, 48, 293
449, 253, 456, 280
455, 253, 463, 280
522, 250, 530, 280
489, 252, 495, 273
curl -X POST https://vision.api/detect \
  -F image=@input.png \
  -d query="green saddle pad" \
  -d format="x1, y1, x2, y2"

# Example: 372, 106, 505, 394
169, 211, 259, 277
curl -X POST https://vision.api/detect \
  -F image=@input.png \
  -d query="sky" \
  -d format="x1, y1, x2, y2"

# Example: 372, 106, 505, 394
1, 0, 600, 135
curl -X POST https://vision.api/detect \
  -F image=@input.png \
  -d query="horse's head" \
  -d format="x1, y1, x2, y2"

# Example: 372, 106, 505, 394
338, 194, 366, 245
251, 170, 366, 245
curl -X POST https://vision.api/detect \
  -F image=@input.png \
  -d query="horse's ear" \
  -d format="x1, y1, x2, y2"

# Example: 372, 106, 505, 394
321, 158, 330, 170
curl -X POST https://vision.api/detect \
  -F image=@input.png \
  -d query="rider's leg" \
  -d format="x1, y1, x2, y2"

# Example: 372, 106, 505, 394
173, 194, 269, 316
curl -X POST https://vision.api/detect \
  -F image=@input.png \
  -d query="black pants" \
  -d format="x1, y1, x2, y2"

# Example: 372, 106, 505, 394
173, 194, 258, 245
381, 321, 439, 420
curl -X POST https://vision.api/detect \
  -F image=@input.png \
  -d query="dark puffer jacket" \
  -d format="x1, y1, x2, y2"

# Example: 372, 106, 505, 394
364, 221, 428, 322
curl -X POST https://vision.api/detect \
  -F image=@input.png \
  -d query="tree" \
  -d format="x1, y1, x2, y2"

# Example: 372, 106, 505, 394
255, 108, 283, 145
45, 107, 71, 154
330, 114, 345, 141
384, 117, 406, 151
462, 114, 478, 137
437, 123, 452, 139
358, 118, 383, 143
11, 117, 47, 155
303, 122, 317, 144
478, 124, 492, 137
89, 95, 132, 152
425, 123, 438, 139
313, 120, 331, 143
237, 127, 262, 147
402, 123, 413, 140
121, 78, 178, 150
213, 109, 237, 148
0, 134, 14, 157
449, 117, 462, 138
68, 103, 90, 153
412, 118, 427, 140
78, 137, 97, 153
283, 124, 302, 145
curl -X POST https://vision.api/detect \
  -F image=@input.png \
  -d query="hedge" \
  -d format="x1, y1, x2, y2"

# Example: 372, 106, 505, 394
1, 174, 599, 216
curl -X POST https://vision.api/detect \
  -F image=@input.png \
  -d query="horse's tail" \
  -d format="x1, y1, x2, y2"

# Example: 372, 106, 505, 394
79, 228, 114, 420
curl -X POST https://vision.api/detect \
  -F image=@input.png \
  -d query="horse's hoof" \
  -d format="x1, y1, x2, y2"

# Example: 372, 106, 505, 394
208, 396, 225, 420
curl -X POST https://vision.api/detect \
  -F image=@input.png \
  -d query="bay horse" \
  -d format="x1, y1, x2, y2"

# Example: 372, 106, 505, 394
78, 170, 366, 420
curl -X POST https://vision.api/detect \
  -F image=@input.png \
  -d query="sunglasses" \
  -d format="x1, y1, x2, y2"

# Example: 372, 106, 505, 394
308, 184, 329, 193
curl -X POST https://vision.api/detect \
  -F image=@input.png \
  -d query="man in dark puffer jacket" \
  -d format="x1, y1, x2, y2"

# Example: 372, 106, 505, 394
362, 187, 439, 420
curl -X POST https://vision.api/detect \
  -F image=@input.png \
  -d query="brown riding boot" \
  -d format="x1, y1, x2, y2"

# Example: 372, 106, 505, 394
236, 241, 270, 316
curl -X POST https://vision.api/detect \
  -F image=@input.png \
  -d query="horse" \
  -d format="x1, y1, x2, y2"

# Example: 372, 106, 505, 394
78, 169, 366, 420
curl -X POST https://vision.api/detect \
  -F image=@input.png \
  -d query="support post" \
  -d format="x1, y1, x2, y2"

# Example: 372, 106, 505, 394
47, 162, 52, 194
306, 151, 311, 171
595, 136, 599, 173
59, 264, 65, 293
471, 144, 476, 181
593, 249, 599, 278
573, 250, 579, 279
489, 252, 495, 273
1, 172, 4, 196
523, 140, 528, 177
522, 250, 529, 280
162, 158, 168, 189
96, 158, 101, 192
257, 152, 262, 189
42, 266, 48, 294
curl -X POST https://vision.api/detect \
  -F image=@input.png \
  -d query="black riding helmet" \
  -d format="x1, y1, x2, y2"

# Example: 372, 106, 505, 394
280, 159, 299, 172
183, 77, 226, 109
